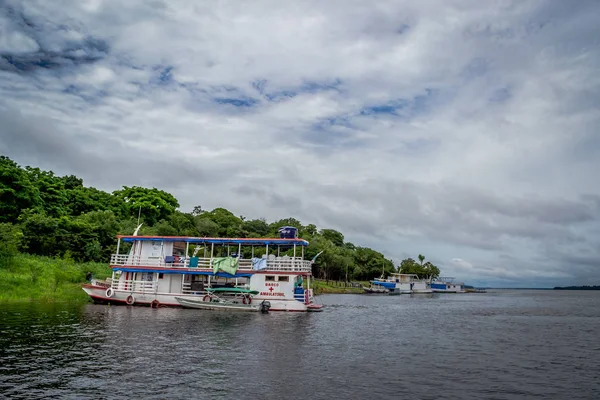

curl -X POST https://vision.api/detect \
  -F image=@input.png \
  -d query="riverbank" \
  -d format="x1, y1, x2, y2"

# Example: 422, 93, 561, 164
312, 280, 367, 294
0, 254, 112, 303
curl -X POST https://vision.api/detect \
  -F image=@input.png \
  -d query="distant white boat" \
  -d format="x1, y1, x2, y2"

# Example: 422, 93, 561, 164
431, 277, 465, 293
371, 273, 432, 294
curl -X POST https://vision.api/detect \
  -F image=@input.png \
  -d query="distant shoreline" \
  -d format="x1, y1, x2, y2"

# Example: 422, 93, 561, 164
553, 286, 600, 291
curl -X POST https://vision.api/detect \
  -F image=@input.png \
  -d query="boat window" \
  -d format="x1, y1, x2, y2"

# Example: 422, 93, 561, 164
141, 272, 154, 281
265, 276, 275, 281
278, 276, 289, 282
158, 273, 164, 279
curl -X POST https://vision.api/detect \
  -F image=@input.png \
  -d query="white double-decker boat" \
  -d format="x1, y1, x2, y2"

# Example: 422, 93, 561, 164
82, 230, 323, 312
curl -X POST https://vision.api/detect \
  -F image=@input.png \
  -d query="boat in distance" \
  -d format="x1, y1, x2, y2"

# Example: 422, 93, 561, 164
371, 273, 433, 294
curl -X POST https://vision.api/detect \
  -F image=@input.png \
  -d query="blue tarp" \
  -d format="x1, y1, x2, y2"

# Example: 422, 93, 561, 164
118, 236, 309, 246
251, 257, 268, 271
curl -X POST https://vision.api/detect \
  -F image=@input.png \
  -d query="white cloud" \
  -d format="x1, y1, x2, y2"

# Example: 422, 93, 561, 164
1, 0, 600, 286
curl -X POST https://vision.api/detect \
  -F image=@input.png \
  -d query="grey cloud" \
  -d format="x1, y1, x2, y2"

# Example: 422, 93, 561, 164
0, 3, 109, 73
0, 0, 599, 286
278, 179, 600, 256
0, 107, 231, 190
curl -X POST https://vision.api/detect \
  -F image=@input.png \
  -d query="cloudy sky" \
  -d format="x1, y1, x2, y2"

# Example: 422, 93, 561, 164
1, 0, 599, 287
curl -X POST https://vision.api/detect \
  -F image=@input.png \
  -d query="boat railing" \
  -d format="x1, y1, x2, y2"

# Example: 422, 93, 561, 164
111, 279, 157, 293
110, 254, 312, 273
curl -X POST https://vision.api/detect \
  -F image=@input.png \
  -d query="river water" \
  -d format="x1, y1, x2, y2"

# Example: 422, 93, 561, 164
1, 290, 599, 399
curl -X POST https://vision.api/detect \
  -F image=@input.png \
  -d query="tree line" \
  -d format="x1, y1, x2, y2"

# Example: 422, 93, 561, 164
0, 156, 441, 281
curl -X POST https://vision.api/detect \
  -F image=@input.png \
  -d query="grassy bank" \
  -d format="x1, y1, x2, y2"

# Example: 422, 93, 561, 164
312, 279, 367, 294
0, 254, 112, 303
0, 254, 369, 302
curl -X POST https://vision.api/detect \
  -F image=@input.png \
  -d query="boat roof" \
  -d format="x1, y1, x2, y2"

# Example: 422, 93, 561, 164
116, 235, 309, 247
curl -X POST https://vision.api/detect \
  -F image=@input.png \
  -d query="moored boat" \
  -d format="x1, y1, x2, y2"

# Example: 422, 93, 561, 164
431, 277, 465, 293
82, 228, 323, 312
369, 273, 433, 294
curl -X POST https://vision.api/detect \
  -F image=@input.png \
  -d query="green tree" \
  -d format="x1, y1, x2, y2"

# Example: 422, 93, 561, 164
195, 216, 220, 237
0, 156, 42, 223
75, 210, 121, 260
25, 167, 70, 218
399, 256, 440, 280
113, 186, 179, 225
0, 222, 23, 268
243, 218, 270, 237
167, 211, 197, 236
19, 213, 60, 257
423, 261, 440, 280
154, 219, 178, 236
321, 229, 344, 247
304, 223, 317, 236
67, 186, 125, 217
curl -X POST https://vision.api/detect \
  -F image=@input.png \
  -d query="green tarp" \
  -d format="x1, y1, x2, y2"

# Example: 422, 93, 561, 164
207, 287, 259, 295
212, 257, 239, 275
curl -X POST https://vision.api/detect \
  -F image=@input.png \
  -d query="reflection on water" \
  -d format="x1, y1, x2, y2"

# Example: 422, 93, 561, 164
1, 291, 600, 399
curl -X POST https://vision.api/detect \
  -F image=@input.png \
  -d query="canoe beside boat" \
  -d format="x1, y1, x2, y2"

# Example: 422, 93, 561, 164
363, 286, 388, 294
175, 296, 261, 312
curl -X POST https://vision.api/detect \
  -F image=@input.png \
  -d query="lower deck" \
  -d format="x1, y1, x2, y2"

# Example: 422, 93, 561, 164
84, 268, 319, 312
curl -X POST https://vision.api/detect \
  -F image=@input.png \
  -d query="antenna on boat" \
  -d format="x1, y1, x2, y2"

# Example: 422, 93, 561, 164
310, 250, 324, 264
133, 223, 143, 236
193, 246, 204, 257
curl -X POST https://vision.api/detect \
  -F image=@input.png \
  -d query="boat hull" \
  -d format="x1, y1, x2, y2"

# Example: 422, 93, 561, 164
83, 285, 318, 311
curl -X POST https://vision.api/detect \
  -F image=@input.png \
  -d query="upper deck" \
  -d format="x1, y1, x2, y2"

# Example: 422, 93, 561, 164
113, 234, 313, 274
109, 254, 312, 274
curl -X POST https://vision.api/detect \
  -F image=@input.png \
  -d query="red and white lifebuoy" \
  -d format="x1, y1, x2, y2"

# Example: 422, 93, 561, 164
125, 295, 135, 305
151, 299, 160, 309
105, 288, 114, 298
203, 295, 212, 302
242, 295, 252, 305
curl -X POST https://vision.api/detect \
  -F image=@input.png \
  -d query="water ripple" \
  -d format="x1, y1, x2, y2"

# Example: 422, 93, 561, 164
1, 291, 600, 399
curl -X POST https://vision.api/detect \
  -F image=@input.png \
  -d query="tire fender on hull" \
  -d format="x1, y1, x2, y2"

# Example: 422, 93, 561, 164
126, 295, 135, 305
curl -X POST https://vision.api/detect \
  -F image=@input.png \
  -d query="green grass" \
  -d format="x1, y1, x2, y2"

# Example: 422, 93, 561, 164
311, 279, 368, 294
0, 253, 112, 303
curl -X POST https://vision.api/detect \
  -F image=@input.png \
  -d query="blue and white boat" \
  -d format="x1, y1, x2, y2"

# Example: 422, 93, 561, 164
431, 277, 465, 293
371, 273, 415, 294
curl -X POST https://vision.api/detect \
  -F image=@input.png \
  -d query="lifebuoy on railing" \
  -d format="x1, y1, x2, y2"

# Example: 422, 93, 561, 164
105, 288, 114, 298
203, 295, 212, 302
151, 300, 160, 309
126, 295, 135, 305
242, 295, 252, 305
